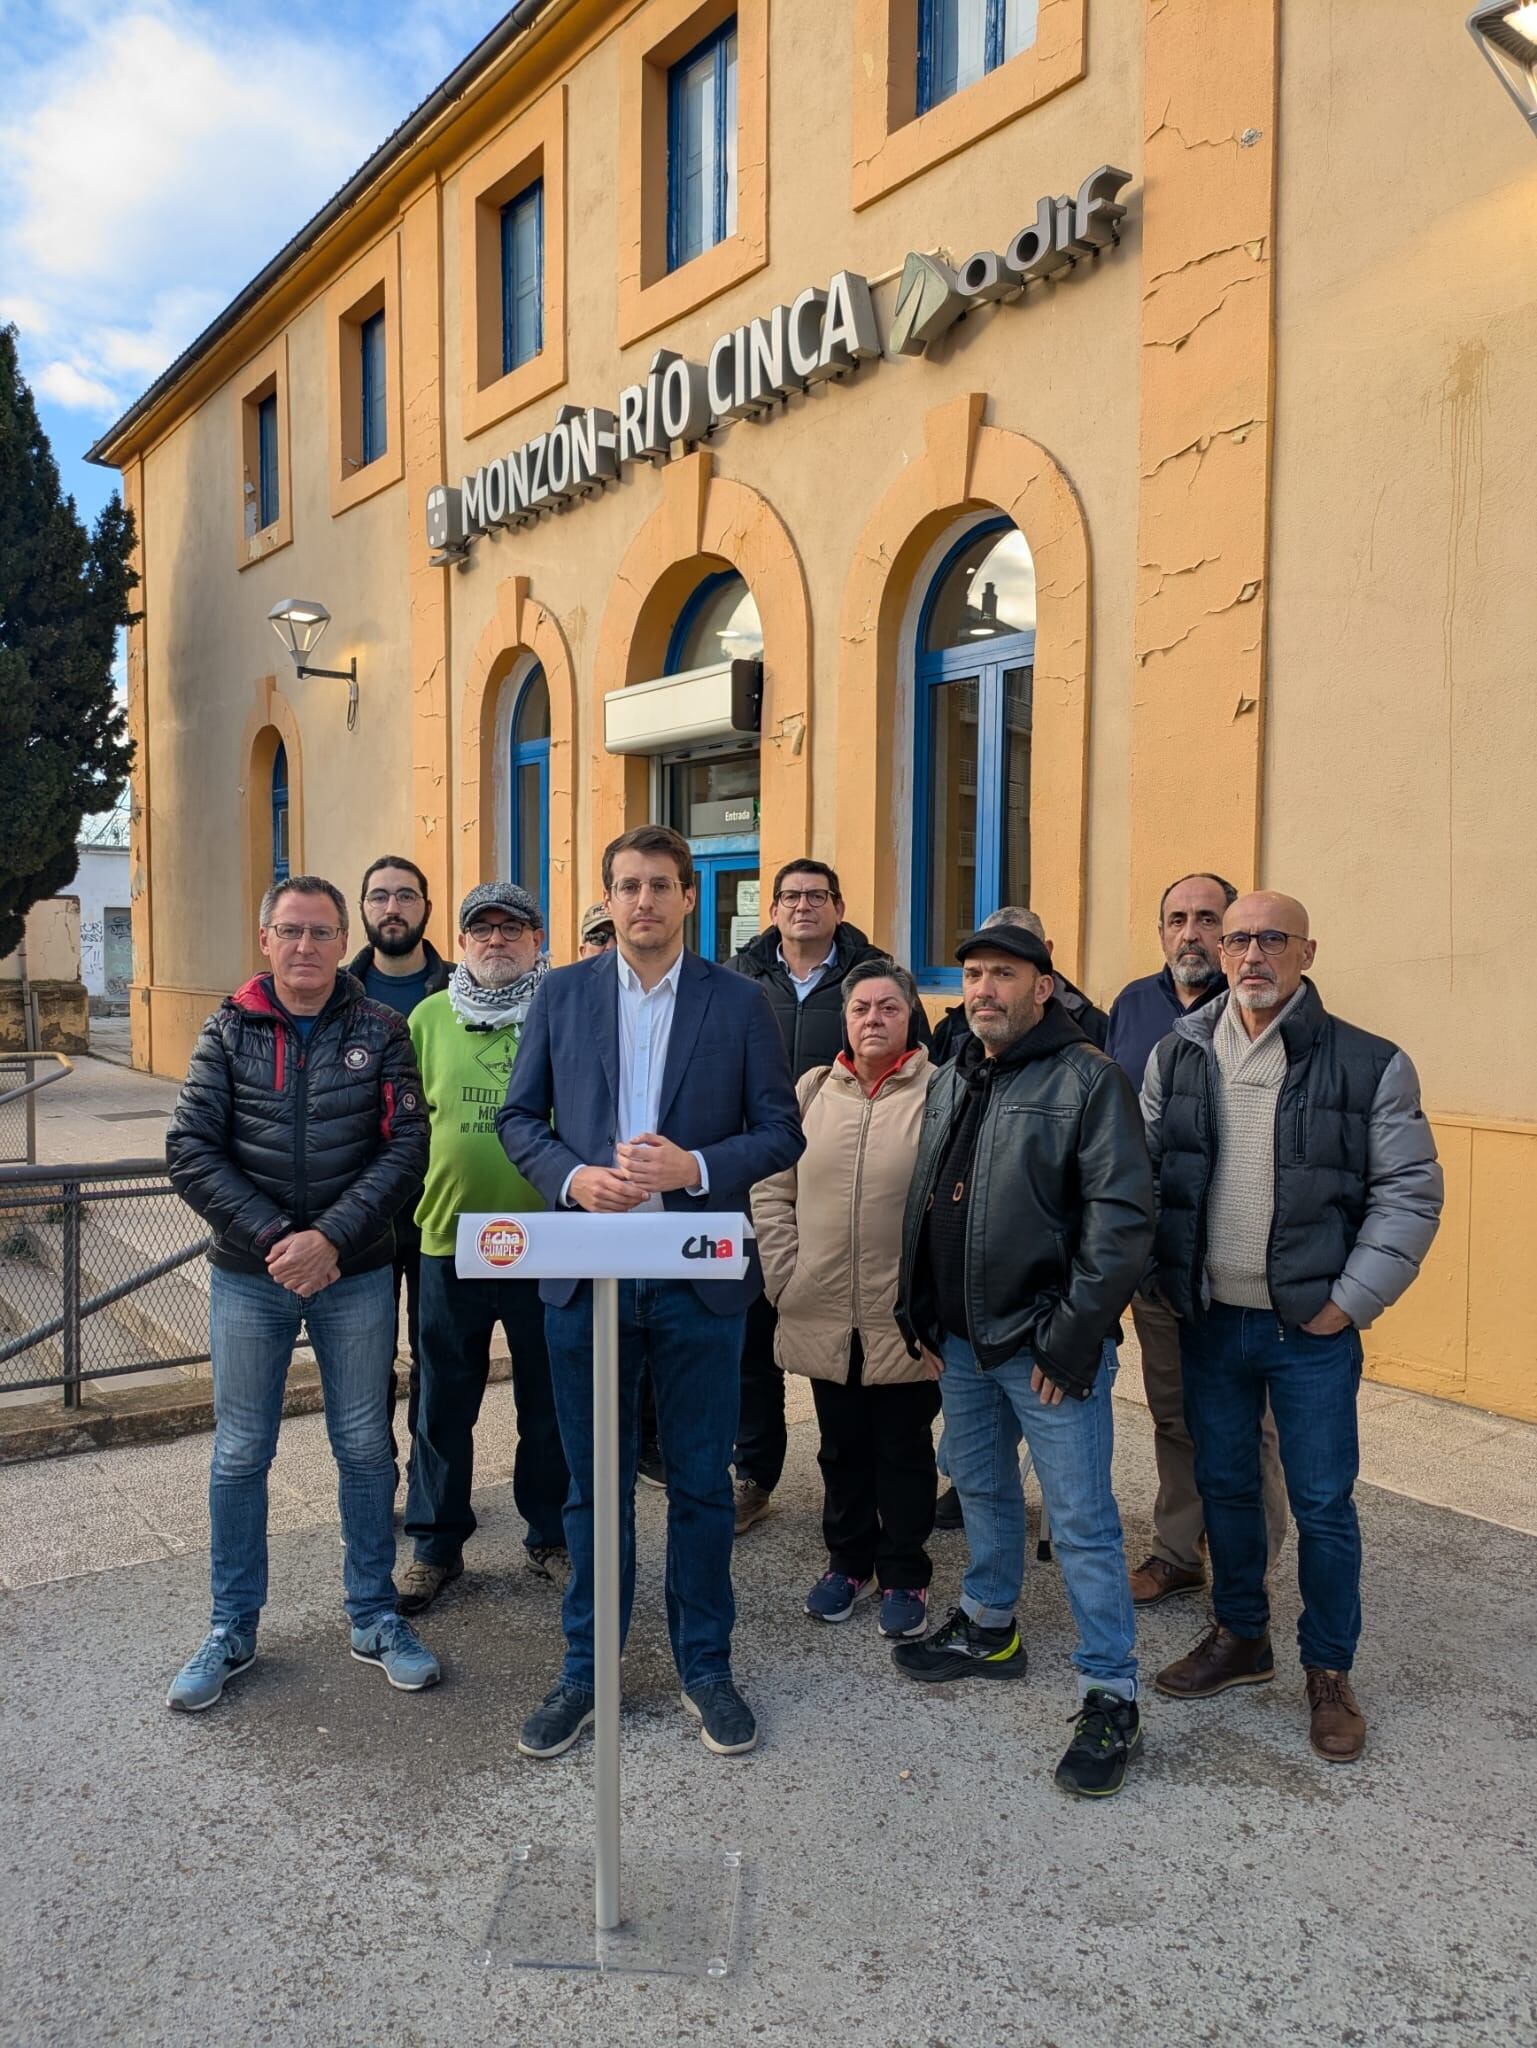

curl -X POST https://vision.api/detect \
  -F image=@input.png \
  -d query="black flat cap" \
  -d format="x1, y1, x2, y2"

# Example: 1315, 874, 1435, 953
955, 926, 1052, 972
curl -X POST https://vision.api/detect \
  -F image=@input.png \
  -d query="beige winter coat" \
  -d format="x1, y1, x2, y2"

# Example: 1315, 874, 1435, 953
750, 1048, 931, 1385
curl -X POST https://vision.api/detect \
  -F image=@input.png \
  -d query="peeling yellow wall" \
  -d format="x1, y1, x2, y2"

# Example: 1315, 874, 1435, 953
111, 0, 1536, 1419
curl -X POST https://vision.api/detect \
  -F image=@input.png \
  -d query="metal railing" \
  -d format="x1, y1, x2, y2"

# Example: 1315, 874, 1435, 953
0, 1159, 211, 1405
0, 1052, 72, 1166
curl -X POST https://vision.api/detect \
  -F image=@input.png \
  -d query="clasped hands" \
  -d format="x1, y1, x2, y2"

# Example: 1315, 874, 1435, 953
266, 1228, 340, 1298
569, 1133, 701, 1214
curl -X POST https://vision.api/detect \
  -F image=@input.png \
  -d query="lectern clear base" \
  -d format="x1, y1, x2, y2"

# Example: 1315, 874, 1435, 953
483, 1844, 745, 1977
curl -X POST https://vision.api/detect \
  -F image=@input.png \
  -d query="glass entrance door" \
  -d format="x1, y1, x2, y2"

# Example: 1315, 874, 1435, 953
687, 849, 760, 963
662, 748, 760, 963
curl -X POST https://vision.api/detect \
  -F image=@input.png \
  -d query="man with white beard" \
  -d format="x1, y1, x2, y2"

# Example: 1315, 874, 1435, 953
1141, 892, 1443, 1763
1106, 873, 1290, 1608
396, 883, 570, 1616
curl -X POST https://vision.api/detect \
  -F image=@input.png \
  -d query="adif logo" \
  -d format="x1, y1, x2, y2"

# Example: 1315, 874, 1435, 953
682, 1234, 736, 1261
887, 165, 1131, 358
477, 1218, 529, 1269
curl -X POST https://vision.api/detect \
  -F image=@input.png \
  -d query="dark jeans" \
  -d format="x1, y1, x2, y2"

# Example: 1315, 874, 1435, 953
404, 1257, 569, 1565
544, 1280, 746, 1693
810, 1335, 941, 1588
1181, 1302, 1364, 1671
734, 1290, 787, 1491
388, 1230, 422, 1456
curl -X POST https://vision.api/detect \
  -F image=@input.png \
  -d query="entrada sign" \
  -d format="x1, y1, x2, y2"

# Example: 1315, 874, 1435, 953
426, 165, 1131, 564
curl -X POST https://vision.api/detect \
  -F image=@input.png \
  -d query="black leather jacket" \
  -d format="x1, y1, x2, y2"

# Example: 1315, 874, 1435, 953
165, 971, 429, 1276
895, 1001, 1155, 1395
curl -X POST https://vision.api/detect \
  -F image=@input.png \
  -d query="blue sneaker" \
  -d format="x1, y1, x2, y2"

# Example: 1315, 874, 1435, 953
681, 1679, 759, 1756
805, 1570, 873, 1623
350, 1615, 441, 1691
166, 1625, 256, 1712
518, 1682, 596, 1759
878, 1587, 929, 1640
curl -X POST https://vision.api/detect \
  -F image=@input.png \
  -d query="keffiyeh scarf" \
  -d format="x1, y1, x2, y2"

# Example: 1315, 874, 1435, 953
448, 955, 548, 1031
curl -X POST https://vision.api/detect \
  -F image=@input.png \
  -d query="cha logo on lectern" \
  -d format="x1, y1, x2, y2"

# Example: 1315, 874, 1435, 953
477, 1218, 529, 1269
682, 1234, 736, 1261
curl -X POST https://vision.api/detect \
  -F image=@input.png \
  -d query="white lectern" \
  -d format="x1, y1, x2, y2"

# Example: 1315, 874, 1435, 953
457, 1210, 750, 1977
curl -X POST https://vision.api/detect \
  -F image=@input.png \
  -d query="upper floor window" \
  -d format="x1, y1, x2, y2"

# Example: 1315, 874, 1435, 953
917, 0, 1038, 114
257, 392, 280, 530
668, 20, 738, 272
912, 520, 1036, 985
501, 182, 544, 374
359, 310, 387, 467
666, 570, 763, 672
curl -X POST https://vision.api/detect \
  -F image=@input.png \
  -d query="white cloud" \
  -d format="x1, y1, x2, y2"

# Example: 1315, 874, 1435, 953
35, 360, 120, 412
0, 3, 395, 417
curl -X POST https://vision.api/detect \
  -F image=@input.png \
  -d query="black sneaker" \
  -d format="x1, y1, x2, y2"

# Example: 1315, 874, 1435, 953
890, 1604, 1026, 1683
517, 1683, 596, 1759
637, 1441, 667, 1490
681, 1679, 759, 1755
933, 1483, 965, 1532
1054, 1689, 1142, 1798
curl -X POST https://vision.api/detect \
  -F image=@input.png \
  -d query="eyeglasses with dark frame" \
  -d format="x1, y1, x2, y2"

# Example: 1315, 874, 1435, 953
363, 886, 424, 908
1219, 929, 1307, 957
775, 887, 834, 907
465, 918, 532, 943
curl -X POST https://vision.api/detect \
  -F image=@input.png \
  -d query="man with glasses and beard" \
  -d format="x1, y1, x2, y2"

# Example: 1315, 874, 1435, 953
1142, 892, 1443, 1763
348, 856, 450, 1455
1106, 873, 1289, 1609
396, 884, 570, 1617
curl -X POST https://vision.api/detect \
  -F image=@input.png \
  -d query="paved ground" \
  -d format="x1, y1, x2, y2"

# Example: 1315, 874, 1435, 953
3, 1383, 1535, 2048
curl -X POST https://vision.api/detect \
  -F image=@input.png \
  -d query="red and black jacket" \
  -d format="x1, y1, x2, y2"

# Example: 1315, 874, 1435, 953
165, 970, 429, 1277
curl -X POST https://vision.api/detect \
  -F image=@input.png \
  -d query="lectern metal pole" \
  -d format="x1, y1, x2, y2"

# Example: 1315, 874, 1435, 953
592, 1275, 622, 1934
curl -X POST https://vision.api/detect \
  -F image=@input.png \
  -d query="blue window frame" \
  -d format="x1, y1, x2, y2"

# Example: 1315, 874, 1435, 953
360, 309, 387, 466
271, 741, 290, 884
501, 182, 544, 375
911, 519, 1036, 988
917, 0, 1038, 115
257, 392, 280, 529
667, 20, 738, 273
509, 667, 550, 914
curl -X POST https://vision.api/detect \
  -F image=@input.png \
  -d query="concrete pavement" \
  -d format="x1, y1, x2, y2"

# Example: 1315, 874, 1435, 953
2, 1387, 1535, 2048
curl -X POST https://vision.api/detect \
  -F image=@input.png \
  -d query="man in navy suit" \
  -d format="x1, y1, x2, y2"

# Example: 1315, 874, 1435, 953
497, 824, 803, 1760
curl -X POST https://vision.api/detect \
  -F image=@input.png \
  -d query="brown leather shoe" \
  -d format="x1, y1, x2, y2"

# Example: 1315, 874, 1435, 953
733, 1478, 774, 1536
1129, 1555, 1205, 1606
1306, 1667, 1366, 1762
1155, 1622, 1275, 1698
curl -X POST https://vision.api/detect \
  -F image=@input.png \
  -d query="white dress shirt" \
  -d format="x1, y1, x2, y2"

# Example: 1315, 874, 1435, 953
560, 946, 709, 1210
777, 940, 839, 1004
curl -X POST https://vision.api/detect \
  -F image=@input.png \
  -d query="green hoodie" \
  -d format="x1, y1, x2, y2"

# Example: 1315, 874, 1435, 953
408, 989, 544, 1258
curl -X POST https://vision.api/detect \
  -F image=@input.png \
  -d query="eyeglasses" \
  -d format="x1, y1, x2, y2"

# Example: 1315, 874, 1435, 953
466, 919, 530, 943
268, 923, 342, 943
1219, 929, 1306, 957
610, 877, 680, 901
364, 887, 423, 908
776, 888, 832, 907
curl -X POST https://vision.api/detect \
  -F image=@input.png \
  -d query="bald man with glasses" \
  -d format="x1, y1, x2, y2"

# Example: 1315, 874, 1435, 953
1140, 892, 1443, 1765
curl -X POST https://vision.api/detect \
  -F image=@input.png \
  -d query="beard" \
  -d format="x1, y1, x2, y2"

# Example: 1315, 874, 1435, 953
1234, 976, 1281, 1011
468, 952, 525, 989
365, 910, 428, 959
1171, 951, 1219, 988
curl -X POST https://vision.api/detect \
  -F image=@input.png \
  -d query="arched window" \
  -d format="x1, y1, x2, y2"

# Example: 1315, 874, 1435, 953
271, 740, 290, 884
509, 665, 550, 915
912, 519, 1035, 985
666, 570, 763, 672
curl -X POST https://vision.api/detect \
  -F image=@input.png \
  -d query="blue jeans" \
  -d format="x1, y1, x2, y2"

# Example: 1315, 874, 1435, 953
1180, 1303, 1363, 1670
207, 1265, 399, 1632
940, 1334, 1137, 1701
543, 1280, 746, 1693
405, 1257, 569, 1563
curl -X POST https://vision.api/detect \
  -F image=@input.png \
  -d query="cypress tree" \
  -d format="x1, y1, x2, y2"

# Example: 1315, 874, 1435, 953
0, 324, 137, 961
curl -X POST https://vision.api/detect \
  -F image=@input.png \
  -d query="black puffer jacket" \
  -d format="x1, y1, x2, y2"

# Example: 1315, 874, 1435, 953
895, 1001, 1154, 1395
730, 921, 922, 1080
165, 971, 429, 1277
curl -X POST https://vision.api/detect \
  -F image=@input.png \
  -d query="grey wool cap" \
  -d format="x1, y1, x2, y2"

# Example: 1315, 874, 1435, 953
458, 881, 542, 930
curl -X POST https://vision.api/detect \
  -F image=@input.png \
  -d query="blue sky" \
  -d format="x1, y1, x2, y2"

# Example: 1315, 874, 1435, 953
1, 0, 512, 530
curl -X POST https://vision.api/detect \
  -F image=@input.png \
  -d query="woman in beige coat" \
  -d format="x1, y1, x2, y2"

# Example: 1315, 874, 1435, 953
751, 960, 940, 1640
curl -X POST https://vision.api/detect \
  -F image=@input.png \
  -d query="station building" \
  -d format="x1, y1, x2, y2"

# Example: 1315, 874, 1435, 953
89, 0, 1537, 1420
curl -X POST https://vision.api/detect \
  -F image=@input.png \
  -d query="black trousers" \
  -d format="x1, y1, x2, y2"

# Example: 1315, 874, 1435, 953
810, 1335, 941, 1589
734, 1290, 788, 1491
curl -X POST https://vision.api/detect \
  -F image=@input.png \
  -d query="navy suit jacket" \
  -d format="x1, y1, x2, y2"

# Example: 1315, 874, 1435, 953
495, 947, 805, 1313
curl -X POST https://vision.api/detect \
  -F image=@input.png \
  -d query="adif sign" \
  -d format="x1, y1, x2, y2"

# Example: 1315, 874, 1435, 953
426, 166, 1130, 562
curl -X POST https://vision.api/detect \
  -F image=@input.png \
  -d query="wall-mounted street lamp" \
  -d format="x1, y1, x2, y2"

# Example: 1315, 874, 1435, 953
267, 599, 359, 731
1468, 4, 1537, 137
